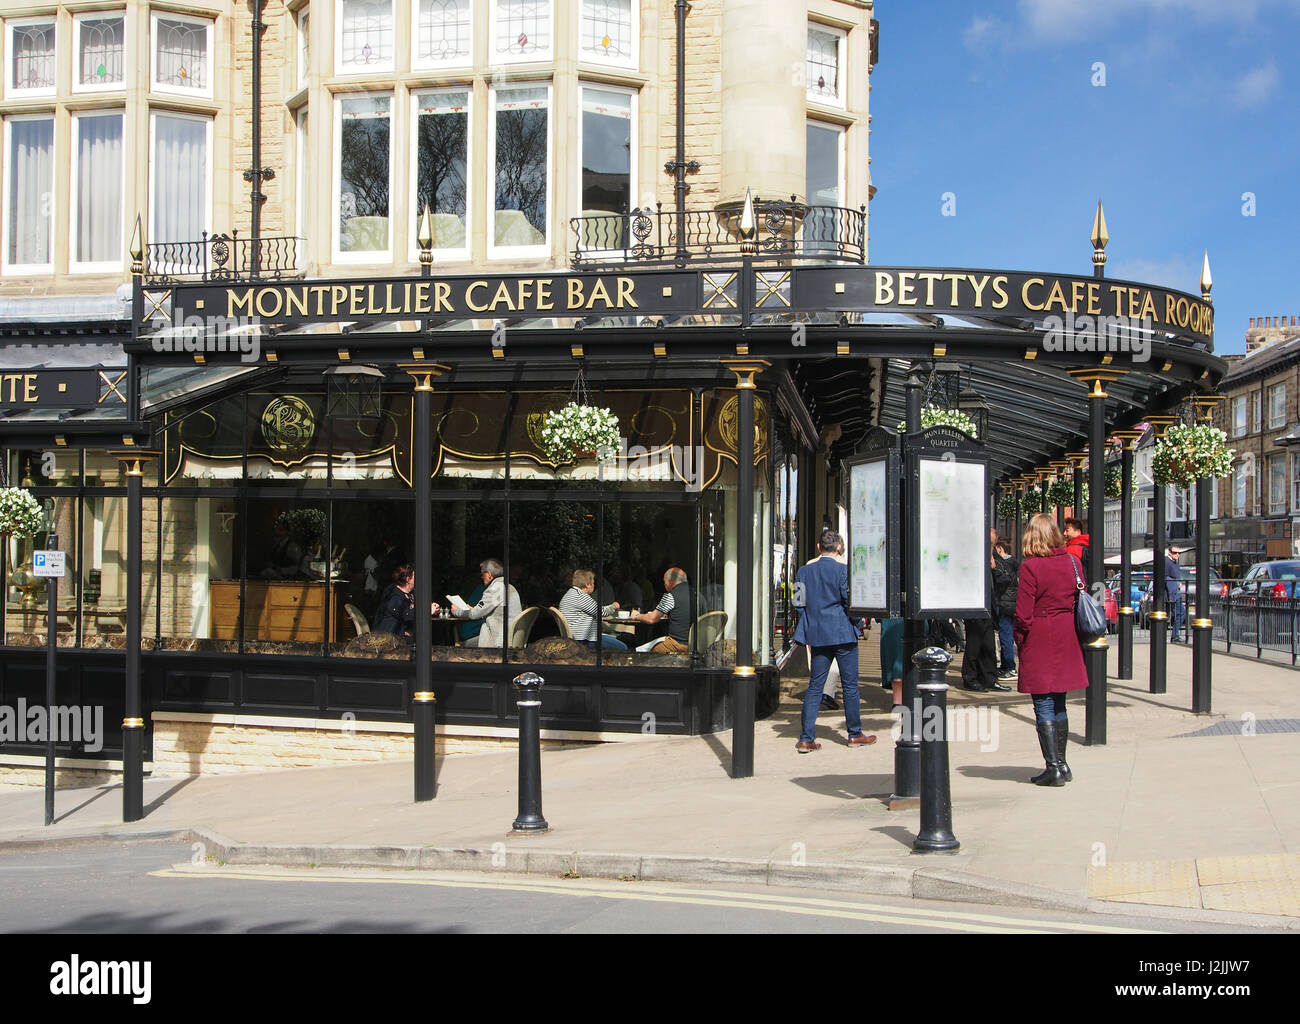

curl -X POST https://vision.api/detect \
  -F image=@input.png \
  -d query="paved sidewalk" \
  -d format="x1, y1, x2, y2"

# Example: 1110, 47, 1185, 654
1, 641, 1297, 927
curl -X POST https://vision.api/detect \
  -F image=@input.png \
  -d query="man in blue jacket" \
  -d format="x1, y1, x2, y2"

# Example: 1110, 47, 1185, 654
1166, 545, 1186, 643
792, 530, 877, 752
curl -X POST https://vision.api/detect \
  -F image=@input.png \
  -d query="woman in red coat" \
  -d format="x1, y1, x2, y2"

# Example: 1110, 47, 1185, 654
1014, 514, 1088, 786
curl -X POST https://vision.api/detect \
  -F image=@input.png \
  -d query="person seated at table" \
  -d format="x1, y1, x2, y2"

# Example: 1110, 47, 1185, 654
559, 569, 627, 650
373, 565, 416, 639
450, 558, 521, 649
630, 567, 692, 653
458, 579, 487, 645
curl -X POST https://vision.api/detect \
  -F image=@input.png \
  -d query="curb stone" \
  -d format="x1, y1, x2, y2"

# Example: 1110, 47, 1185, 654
0, 826, 1295, 930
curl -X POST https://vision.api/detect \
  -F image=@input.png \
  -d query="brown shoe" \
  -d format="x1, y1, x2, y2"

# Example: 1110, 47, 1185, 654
795, 741, 822, 753
847, 733, 877, 746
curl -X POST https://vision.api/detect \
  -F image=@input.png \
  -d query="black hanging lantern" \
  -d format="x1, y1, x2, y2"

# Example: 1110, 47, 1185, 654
958, 386, 990, 441
325, 364, 384, 425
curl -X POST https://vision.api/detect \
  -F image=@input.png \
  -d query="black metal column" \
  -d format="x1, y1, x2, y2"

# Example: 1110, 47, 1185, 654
44, 535, 57, 827
413, 691, 435, 801
1085, 385, 1108, 746
510, 672, 549, 833
892, 371, 924, 810
1150, 477, 1168, 694
912, 647, 959, 854
1013, 491, 1022, 553
121, 458, 144, 822
1192, 474, 1213, 712
1118, 437, 1135, 679
1073, 461, 1083, 516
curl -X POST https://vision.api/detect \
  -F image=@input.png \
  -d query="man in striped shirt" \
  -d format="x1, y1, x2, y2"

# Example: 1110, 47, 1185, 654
559, 569, 628, 650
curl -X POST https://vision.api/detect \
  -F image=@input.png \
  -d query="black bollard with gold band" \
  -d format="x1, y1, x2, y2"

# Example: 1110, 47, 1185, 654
413, 691, 436, 802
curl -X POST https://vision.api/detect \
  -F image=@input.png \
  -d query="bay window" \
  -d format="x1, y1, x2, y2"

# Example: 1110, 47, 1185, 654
7, 18, 56, 96
3, 116, 54, 272
414, 0, 472, 69
1269, 454, 1287, 515
412, 89, 470, 256
75, 13, 126, 91
150, 112, 212, 262
805, 121, 844, 255
296, 109, 309, 250
490, 84, 550, 255
151, 13, 213, 96
579, 0, 635, 68
492, 0, 552, 63
578, 86, 634, 248
335, 95, 393, 259
298, 10, 311, 87
337, 0, 394, 73
72, 112, 125, 271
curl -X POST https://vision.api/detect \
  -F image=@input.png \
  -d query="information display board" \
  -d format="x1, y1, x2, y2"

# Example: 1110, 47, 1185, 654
846, 450, 901, 618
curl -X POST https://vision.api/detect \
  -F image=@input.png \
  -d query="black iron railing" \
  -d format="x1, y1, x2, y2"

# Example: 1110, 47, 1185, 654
570, 198, 867, 270
144, 232, 303, 283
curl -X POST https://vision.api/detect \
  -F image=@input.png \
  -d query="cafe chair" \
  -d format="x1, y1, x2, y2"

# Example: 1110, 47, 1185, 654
547, 606, 574, 640
694, 610, 728, 650
344, 603, 371, 638
510, 606, 541, 649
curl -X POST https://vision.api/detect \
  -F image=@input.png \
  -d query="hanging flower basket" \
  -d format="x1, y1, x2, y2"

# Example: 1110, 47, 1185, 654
540, 402, 622, 464
0, 487, 46, 538
1047, 478, 1087, 509
1022, 486, 1043, 509
897, 405, 978, 438
1151, 424, 1235, 489
996, 494, 1019, 520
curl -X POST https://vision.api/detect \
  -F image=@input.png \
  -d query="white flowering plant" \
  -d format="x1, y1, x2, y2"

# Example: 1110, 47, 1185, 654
1047, 478, 1087, 509
1022, 486, 1043, 509
996, 494, 1019, 520
1151, 424, 1235, 488
540, 402, 622, 464
0, 488, 46, 537
897, 405, 978, 438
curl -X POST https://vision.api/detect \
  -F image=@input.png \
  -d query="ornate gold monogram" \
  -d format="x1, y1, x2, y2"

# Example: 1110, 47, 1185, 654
260, 396, 317, 455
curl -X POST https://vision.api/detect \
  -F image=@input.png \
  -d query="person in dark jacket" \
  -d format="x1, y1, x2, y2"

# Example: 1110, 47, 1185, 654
962, 541, 1010, 692
1014, 514, 1089, 787
991, 531, 1020, 678
1165, 545, 1186, 643
373, 564, 417, 639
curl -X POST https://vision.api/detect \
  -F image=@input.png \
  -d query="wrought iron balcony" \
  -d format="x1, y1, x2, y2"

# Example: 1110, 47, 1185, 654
144, 232, 304, 284
570, 198, 867, 271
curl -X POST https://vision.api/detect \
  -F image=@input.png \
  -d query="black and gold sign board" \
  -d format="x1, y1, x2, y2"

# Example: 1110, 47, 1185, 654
0, 370, 102, 409
159, 266, 1214, 348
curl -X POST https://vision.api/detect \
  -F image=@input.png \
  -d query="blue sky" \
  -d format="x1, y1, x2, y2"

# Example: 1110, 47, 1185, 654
867, 0, 1300, 355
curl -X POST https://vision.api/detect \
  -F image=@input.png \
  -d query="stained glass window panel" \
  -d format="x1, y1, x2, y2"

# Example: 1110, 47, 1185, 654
78, 16, 125, 88
10, 22, 56, 92
580, 0, 633, 65
418, 0, 471, 65
494, 0, 551, 61
340, 0, 394, 69
155, 17, 210, 92
806, 26, 841, 103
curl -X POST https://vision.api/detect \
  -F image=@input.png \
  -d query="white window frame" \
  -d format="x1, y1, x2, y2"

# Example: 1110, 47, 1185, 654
1269, 382, 1287, 430
6, 16, 57, 98
806, 118, 846, 204
575, 83, 636, 257
148, 110, 214, 273
334, 0, 396, 76
1232, 396, 1247, 438
70, 109, 126, 274
150, 11, 215, 98
1233, 462, 1247, 517
490, 0, 554, 65
577, 0, 638, 71
408, 87, 472, 261
1269, 454, 1288, 516
1, 114, 56, 275
332, 92, 395, 264
73, 11, 127, 94
297, 8, 311, 89
295, 107, 308, 263
806, 22, 846, 109
1251, 391, 1262, 434
1291, 451, 1300, 515
411, 0, 474, 71
487, 81, 552, 260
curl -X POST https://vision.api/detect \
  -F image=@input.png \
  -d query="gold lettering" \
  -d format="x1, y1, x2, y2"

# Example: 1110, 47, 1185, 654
875, 272, 895, 305
1022, 278, 1047, 312
944, 273, 963, 306
348, 285, 365, 316
1140, 292, 1157, 322
1088, 284, 1102, 316
1070, 281, 1086, 314
255, 288, 284, 319
332, 286, 350, 316
284, 287, 308, 318
413, 282, 432, 314
434, 281, 452, 312
1127, 288, 1141, 319
385, 283, 403, 315
537, 279, 553, 310
991, 276, 1010, 310
1044, 279, 1068, 313
228, 289, 255, 318
23, 374, 38, 403
587, 278, 612, 309
969, 274, 992, 309
366, 285, 384, 315
516, 279, 534, 309
491, 281, 517, 312
1176, 297, 1190, 328
466, 280, 491, 312
2, 375, 17, 403
617, 276, 637, 309
568, 278, 585, 309
1166, 294, 1178, 325
404, 282, 412, 312
917, 272, 943, 306
1109, 285, 1126, 316
897, 272, 918, 306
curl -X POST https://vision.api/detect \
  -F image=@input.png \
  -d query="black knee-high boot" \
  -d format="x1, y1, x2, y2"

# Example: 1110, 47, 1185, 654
1056, 718, 1072, 783
1031, 721, 1066, 787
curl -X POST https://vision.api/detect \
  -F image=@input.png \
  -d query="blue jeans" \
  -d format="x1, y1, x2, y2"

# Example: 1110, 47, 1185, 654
801, 643, 862, 743
996, 612, 1016, 670
583, 635, 628, 651
1031, 693, 1068, 725
1170, 597, 1186, 642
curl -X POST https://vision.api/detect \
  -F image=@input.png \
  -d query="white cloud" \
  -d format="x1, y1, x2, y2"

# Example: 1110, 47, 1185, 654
963, 16, 1000, 51
1233, 63, 1281, 106
1015, 0, 1298, 41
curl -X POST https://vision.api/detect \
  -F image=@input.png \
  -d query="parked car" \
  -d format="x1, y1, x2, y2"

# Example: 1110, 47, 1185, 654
1139, 565, 1225, 626
1105, 569, 1155, 616
1229, 560, 1300, 602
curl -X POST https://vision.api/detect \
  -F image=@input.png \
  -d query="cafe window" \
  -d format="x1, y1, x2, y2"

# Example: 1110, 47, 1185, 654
412, 89, 470, 257
806, 24, 844, 106
3, 115, 54, 273
337, 0, 394, 72
75, 13, 126, 91
577, 85, 634, 249
71, 112, 125, 271
7, 18, 56, 96
579, 0, 635, 69
1269, 382, 1287, 429
489, 83, 550, 257
335, 94, 393, 260
151, 12, 213, 96
492, 0, 552, 63
414, 0, 471, 68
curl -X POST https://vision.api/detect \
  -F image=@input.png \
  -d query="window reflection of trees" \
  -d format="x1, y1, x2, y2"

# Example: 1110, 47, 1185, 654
495, 107, 547, 234
417, 109, 468, 223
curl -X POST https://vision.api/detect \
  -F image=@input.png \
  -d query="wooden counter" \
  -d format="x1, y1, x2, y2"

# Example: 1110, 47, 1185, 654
210, 581, 348, 642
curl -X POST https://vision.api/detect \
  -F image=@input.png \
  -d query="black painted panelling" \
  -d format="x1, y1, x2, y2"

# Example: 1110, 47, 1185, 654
435, 679, 497, 715
603, 687, 685, 727
328, 676, 407, 712
244, 672, 318, 708
537, 685, 591, 719
161, 669, 235, 704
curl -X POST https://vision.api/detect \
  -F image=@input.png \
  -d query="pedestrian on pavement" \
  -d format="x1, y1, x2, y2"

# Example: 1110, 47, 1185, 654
879, 617, 904, 711
792, 529, 876, 752
1165, 545, 1186, 643
804, 537, 849, 710
1014, 514, 1088, 786
991, 531, 1019, 680
962, 530, 1011, 693
1063, 517, 1089, 568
